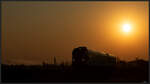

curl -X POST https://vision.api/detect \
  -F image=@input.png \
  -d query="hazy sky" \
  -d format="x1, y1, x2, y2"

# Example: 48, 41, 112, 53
2, 1, 149, 65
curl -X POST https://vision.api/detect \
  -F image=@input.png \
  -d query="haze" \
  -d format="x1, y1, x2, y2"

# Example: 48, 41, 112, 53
2, 1, 149, 65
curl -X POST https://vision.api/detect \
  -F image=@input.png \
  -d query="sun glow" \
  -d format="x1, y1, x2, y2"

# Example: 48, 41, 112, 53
122, 24, 131, 32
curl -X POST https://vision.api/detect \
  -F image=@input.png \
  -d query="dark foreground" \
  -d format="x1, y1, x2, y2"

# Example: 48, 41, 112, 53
2, 63, 149, 83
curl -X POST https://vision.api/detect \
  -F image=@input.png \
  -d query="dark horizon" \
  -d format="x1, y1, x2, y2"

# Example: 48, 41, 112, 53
2, 46, 148, 82
1, 46, 149, 65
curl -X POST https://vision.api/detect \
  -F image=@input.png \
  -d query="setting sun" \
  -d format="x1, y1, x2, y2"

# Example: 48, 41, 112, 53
1, 1, 149, 82
122, 24, 131, 32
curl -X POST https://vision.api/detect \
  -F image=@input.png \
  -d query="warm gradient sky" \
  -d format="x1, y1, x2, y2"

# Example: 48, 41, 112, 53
2, 1, 149, 65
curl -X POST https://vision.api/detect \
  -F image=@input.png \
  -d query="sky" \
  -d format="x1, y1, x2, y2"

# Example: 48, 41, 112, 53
2, 1, 149, 65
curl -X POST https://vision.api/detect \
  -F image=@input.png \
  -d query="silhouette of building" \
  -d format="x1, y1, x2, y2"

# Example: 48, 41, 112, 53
72, 46, 89, 66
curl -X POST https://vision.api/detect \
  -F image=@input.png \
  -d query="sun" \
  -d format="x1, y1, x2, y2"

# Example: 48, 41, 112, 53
122, 24, 131, 32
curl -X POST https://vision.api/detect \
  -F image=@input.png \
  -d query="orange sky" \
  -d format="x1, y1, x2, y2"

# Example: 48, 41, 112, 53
2, 1, 149, 65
